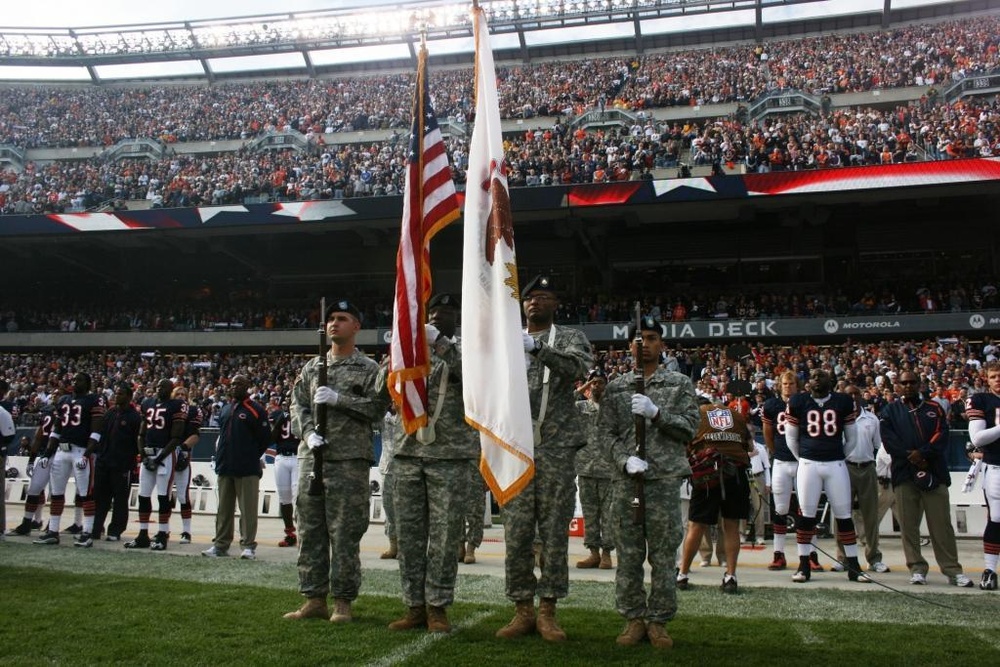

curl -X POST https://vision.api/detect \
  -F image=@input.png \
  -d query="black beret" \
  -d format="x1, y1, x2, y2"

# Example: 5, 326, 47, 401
587, 368, 607, 381
627, 316, 664, 340
521, 274, 557, 298
326, 299, 362, 323
428, 293, 460, 310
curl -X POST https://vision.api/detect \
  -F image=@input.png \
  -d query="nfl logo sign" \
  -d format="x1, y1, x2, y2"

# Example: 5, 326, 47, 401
707, 409, 733, 431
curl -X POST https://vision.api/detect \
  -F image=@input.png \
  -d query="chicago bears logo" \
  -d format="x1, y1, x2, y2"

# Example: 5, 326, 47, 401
707, 408, 734, 431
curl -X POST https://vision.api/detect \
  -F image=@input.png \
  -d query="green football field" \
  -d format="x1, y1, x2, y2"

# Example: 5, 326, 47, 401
2, 541, 997, 666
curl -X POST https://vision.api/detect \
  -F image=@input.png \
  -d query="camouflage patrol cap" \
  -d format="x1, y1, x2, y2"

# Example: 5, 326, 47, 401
326, 299, 362, 323
628, 316, 665, 340
521, 274, 558, 299
427, 293, 460, 311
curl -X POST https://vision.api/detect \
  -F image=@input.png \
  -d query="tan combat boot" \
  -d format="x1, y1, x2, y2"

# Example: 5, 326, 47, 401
329, 598, 352, 623
283, 597, 329, 620
576, 548, 601, 568
615, 619, 646, 646
426, 605, 451, 633
536, 597, 567, 642
599, 549, 614, 570
380, 537, 398, 559
646, 622, 674, 649
464, 546, 477, 564
495, 600, 536, 639
388, 605, 426, 631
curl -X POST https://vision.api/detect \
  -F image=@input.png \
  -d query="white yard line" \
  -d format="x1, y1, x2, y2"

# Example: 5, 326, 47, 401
364, 610, 493, 667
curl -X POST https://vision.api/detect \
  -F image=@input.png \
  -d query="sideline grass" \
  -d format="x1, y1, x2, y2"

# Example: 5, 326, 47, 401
2, 542, 997, 666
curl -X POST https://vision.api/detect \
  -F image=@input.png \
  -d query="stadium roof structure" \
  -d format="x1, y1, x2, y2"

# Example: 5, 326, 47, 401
0, 0, 991, 84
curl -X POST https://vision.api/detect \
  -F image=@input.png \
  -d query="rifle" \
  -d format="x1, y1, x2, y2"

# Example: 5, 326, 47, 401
308, 297, 327, 497
631, 301, 646, 526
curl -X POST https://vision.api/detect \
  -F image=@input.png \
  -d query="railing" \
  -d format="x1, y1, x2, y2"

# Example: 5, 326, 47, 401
0, 143, 26, 172
101, 137, 166, 163
245, 129, 309, 154
747, 88, 821, 121
942, 69, 1000, 104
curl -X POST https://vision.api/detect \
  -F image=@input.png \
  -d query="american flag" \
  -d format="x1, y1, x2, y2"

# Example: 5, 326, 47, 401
388, 44, 460, 435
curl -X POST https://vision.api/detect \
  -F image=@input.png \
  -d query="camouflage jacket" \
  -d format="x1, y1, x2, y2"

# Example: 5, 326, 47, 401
575, 398, 612, 478
526, 324, 592, 449
377, 337, 478, 461
291, 348, 386, 462
598, 368, 700, 480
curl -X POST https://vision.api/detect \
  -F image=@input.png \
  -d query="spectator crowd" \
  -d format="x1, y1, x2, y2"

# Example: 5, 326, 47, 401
3, 16, 1000, 213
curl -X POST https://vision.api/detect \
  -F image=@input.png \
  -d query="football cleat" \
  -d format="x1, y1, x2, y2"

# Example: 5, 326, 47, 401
675, 571, 690, 590
30, 520, 44, 530
6, 521, 32, 536
809, 552, 824, 572
792, 570, 810, 583
179, 532, 192, 544
721, 574, 738, 594
63, 524, 83, 535
980, 569, 998, 591
149, 533, 169, 551
33, 530, 60, 545
73, 533, 93, 548
767, 552, 787, 571
848, 570, 871, 583
124, 534, 152, 549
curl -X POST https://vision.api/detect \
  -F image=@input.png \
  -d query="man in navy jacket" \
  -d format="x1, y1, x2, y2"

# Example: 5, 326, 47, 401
203, 375, 271, 560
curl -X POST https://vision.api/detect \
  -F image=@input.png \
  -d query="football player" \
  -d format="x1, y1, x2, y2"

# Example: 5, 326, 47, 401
125, 379, 186, 551
33, 373, 106, 547
170, 385, 202, 544
785, 369, 868, 583
761, 371, 822, 572
269, 400, 299, 547
968, 360, 1000, 590
7, 391, 59, 536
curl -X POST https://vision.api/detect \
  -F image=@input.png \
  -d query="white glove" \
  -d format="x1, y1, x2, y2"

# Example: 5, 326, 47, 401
75, 458, 88, 471
38, 456, 49, 470
314, 386, 339, 406
522, 332, 538, 353
306, 433, 326, 450
626, 456, 649, 474
631, 394, 659, 420
27, 462, 34, 477
424, 323, 441, 342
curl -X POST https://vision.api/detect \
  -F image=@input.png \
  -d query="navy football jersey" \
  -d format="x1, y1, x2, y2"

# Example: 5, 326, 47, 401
785, 392, 856, 462
55, 393, 107, 446
38, 405, 59, 440
968, 391, 1000, 465
269, 409, 299, 455
140, 397, 189, 449
184, 404, 203, 440
761, 396, 794, 462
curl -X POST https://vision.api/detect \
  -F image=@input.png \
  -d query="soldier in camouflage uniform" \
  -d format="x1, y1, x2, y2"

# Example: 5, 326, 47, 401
284, 300, 387, 623
377, 293, 477, 633
496, 275, 592, 642
597, 316, 700, 649
575, 368, 614, 569
378, 407, 400, 559
460, 463, 487, 564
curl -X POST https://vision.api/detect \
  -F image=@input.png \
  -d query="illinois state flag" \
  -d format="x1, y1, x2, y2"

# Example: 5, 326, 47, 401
461, 6, 533, 505
388, 42, 460, 435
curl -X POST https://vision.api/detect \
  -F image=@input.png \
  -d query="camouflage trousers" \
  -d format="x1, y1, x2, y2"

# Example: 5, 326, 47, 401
501, 447, 577, 601
612, 477, 683, 624
382, 470, 396, 540
578, 475, 614, 551
394, 456, 470, 608
463, 461, 486, 548
295, 457, 370, 601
